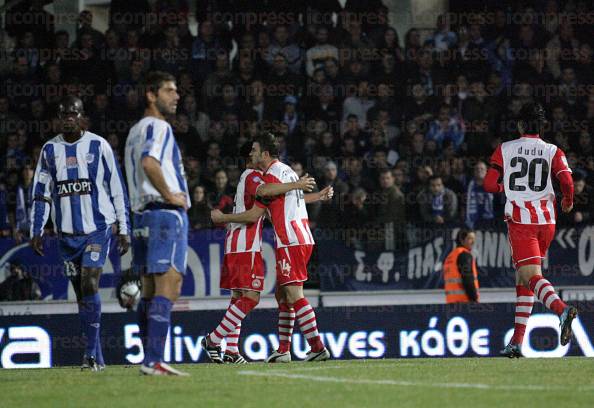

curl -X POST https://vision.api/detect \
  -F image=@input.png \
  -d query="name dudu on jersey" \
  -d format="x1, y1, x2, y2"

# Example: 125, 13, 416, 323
494, 136, 571, 224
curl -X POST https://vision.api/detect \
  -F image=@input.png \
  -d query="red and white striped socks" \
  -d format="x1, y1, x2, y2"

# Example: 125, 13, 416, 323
277, 303, 295, 353
293, 298, 325, 353
209, 296, 258, 345
225, 323, 241, 355
529, 275, 567, 316
511, 285, 534, 345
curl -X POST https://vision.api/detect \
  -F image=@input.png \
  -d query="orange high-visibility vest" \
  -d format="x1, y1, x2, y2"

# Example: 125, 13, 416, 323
443, 246, 480, 303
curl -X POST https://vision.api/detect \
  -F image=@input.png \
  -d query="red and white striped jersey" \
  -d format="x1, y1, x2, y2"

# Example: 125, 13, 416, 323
490, 135, 572, 224
224, 169, 265, 254
256, 160, 315, 248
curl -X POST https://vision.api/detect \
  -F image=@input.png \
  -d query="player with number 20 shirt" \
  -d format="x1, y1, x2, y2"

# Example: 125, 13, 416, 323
484, 103, 578, 358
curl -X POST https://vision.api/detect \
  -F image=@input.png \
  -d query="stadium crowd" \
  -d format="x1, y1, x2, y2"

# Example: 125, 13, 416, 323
0, 0, 593, 254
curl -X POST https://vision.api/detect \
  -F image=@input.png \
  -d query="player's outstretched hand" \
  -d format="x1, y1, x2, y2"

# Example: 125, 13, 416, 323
166, 192, 188, 210
118, 234, 130, 256
561, 198, 573, 213
31, 236, 44, 256
318, 186, 334, 201
297, 173, 316, 193
211, 209, 225, 224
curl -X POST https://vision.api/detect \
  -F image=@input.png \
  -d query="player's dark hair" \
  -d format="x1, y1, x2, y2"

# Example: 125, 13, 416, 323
143, 71, 176, 106
456, 228, 475, 246
519, 102, 546, 135
428, 175, 442, 183
254, 132, 279, 158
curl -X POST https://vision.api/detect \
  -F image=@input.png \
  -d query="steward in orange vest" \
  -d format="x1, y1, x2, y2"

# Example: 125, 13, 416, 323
443, 229, 480, 303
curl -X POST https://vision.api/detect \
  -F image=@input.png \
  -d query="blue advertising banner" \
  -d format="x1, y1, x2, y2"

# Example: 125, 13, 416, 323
0, 302, 592, 368
0, 229, 279, 300
2, 225, 594, 298
318, 225, 594, 291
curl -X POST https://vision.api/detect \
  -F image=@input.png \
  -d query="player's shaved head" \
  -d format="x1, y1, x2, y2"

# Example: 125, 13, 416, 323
58, 96, 84, 116
57, 96, 86, 137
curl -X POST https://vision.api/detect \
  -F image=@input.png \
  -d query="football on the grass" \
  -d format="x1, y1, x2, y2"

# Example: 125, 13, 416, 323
119, 281, 140, 308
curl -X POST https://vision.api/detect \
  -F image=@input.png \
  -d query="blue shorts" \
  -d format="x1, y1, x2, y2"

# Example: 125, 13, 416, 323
59, 228, 113, 277
132, 209, 188, 275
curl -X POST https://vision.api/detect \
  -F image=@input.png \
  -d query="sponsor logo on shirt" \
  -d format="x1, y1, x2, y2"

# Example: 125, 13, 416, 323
65, 156, 78, 169
56, 179, 93, 197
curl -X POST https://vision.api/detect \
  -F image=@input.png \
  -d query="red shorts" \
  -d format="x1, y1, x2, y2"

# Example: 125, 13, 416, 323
507, 222, 555, 268
275, 245, 313, 286
220, 251, 265, 292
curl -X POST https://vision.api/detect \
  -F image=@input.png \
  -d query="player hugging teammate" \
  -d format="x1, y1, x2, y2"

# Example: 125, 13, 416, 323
209, 132, 334, 362
484, 103, 578, 357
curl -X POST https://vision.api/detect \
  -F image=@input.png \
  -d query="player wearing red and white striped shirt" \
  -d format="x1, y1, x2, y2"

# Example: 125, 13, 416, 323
203, 147, 316, 364
484, 103, 578, 358
212, 133, 334, 362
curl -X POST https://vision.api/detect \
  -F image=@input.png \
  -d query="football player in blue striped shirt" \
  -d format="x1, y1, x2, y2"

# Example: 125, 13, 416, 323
30, 96, 130, 371
125, 71, 190, 376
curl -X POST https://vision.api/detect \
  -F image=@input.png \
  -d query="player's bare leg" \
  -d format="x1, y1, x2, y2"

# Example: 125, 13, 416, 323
203, 288, 259, 364
266, 286, 294, 363
284, 285, 330, 362
140, 267, 188, 376
78, 267, 103, 371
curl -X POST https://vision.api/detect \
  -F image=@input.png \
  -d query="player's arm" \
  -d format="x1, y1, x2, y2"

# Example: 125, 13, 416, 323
30, 146, 53, 255
457, 252, 478, 302
552, 147, 574, 213
141, 123, 187, 209
255, 173, 316, 197
304, 186, 334, 203
102, 142, 131, 255
211, 205, 266, 225
484, 145, 504, 193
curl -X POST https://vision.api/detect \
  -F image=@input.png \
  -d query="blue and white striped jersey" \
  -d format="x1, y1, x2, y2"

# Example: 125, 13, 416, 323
30, 131, 130, 237
124, 116, 190, 213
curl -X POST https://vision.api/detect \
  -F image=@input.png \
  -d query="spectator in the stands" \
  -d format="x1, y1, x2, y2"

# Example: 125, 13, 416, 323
317, 161, 348, 229
210, 169, 234, 213
14, 164, 34, 242
189, 185, 212, 230
375, 169, 407, 250
306, 26, 339, 77
268, 25, 302, 74
418, 175, 458, 226
343, 187, 372, 250
426, 104, 465, 150
560, 172, 592, 226
342, 79, 376, 131
190, 20, 224, 81
465, 161, 495, 229
0, 263, 42, 301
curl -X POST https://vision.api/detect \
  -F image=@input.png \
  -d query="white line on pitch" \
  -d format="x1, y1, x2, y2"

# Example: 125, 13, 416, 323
238, 370, 594, 392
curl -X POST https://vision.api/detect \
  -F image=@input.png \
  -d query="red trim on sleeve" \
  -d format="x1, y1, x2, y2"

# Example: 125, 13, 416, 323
484, 167, 503, 193
489, 144, 504, 169
557, 171, 574, 206
551, 147, 571, 176
511, 201, 521, 222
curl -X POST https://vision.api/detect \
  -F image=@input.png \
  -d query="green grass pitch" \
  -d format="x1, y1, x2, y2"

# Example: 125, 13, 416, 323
1, 358, 592, 408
